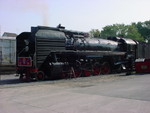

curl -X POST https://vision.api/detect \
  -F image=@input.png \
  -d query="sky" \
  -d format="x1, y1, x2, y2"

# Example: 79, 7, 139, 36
0, 0, 150, 35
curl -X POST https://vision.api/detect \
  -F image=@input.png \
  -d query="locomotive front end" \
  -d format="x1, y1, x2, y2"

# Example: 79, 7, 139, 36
16, 32, 38, 81
16, 26, 67, 81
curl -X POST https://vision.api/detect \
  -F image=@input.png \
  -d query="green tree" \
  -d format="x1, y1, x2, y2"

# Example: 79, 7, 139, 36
133, 20, 150, 42
100, 24, 144, 41
89, 29, 101, 38
100, 24, 128, 38
126, 25, 144, 41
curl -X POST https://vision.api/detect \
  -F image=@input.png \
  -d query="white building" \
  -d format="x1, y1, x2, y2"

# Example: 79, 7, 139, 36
0, 32, 17, 68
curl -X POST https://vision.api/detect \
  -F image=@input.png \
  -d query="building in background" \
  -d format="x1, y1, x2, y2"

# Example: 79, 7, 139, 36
0, 32, 17, 72
2, 32, 17, 37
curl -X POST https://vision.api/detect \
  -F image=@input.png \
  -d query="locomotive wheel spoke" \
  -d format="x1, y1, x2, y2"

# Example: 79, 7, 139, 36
83, 69, 91, 77
81, 63, 92, 77
101, 62, 110, 74
69, 67, 76, 78
75, 71, 81, 77
93, 66, 101, 75
62, 67, 76, 79
74, 68, 82, 78
74, 61, 82, 78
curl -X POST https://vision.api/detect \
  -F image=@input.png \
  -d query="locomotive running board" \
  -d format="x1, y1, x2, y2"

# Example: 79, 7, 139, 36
50, 50, 126, 56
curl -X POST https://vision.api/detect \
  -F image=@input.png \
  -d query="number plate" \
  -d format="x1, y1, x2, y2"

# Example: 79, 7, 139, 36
18, 57, 32, 67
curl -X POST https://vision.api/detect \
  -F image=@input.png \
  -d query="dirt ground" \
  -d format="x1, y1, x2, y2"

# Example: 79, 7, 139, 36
0, 72, 137, 88
1, 73, 150, 113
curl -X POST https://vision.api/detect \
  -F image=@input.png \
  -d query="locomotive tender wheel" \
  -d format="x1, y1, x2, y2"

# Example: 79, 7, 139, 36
101, 62, 111, 74
37, 71, 45, 80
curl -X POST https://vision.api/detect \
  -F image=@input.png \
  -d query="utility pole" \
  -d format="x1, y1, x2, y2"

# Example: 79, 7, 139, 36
0, 25, 1, 81
0, 25, 1, 36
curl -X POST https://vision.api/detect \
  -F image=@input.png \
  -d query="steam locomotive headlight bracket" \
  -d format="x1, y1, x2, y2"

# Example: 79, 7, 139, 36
24, 39, 29, 45
24, 40, 29, 52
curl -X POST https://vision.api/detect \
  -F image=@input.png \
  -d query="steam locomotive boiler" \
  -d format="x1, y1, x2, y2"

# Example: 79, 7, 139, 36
16, 26, 137, 81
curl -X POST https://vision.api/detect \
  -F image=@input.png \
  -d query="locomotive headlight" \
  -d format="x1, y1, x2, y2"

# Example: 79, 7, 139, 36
25, 46, 29, 52
24, 40, 29, 52
24, 40, 29, 45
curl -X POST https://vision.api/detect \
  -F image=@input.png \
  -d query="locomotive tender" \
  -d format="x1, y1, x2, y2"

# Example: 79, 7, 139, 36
16, 25, 137, 81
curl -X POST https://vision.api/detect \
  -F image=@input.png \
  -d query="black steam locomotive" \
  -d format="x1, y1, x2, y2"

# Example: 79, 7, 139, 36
16, 25, 137, 81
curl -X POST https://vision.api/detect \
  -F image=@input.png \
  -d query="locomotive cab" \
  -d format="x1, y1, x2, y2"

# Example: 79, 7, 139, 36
118, 38, 137, 58
118, 38, 138, 73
